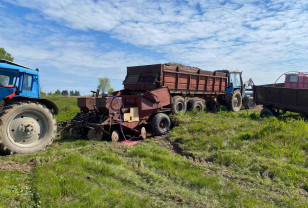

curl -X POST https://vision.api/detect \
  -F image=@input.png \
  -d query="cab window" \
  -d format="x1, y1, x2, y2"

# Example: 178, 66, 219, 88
0, 68, 17, 87
22, 74, 33, 91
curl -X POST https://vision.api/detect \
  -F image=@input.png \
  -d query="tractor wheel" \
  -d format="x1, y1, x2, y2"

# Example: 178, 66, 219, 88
171, 96, 186, 114
243, 96, 256, 109
227, 90, 242, 112
151, 113, 171, 136
111, 130, 120, 142
0, 102, 56, 154
87, 128, 103, 141
139, 127, 147, 140
260, 107, 277, 117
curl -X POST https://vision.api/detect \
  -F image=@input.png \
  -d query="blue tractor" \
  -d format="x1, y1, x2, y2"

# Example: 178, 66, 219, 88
216, 70, 255, 112
0, 60, 58, 154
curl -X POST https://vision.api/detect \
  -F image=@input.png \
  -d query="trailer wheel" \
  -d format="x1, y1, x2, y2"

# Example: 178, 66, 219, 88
188, 100, 204, 112
171, 96, 186, 114
151, 113, 171, 136
87, 128, 103, 141
0, 102, 56, 154
227, 90, 242, 112
260, 107, 276, 117
111, 130, 120, 142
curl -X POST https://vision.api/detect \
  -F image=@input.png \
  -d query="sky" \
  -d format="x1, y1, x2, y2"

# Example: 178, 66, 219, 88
0, 0, 307, 95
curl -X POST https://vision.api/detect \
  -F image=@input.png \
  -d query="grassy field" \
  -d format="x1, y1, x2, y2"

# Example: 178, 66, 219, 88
0, 96, 307, 207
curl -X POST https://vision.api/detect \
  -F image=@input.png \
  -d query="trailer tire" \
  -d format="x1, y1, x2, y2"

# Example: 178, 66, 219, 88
260, 107, 276, 117
227, 90, 242, 112
187, 99, 204, 112
171, 96, 186, 114
151, 113, 171, 136
0, 102, 56, 154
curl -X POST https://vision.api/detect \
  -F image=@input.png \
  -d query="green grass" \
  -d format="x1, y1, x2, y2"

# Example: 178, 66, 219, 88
0, 97, 307, 207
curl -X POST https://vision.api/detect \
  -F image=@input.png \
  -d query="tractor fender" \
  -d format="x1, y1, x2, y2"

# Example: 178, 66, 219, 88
5, 97, 58, 115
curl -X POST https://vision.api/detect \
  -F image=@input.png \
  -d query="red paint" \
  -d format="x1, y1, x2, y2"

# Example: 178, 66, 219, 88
5, 92, 16, 99
120, 140, 142, 146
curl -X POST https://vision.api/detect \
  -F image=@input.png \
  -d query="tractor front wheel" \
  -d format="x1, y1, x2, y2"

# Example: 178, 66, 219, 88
0, 102, 57, 154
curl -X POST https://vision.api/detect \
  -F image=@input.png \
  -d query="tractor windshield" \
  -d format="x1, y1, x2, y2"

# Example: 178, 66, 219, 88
0, 68, 18, 88
229, 73, 241, 88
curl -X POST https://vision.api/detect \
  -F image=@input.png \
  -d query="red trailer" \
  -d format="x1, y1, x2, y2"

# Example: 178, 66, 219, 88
123, 63, 227, 113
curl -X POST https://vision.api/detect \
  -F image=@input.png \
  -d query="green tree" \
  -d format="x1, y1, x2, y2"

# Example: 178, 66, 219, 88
74, 90, 80, 96
108, 88, 115, 95
98, 78, 110, 94
54, 89, 61, 96
69, 90, 75, 96
61, 90, 68, 96
0, 48, 14, 61
0, 48, 14, 84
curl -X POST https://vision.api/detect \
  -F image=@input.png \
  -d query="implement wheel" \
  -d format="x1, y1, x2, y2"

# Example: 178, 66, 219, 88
87, 128, 103, 141
0, 102, 56, 154
111, 130, 120, 142
171, 96, 186, 114
140, 127, 147, 140
151, 113, 171, 136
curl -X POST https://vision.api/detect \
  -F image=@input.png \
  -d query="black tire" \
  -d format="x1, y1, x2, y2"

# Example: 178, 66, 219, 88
87, 128, 103, 141
171, 96, 186, 114
187, 99, 204, 112
69, 127, 81, 138
260, 107, 276, 117
151, 113, 171, 136
0, 102, 57, 154
243, 96, 256, 109
227, 90, 242, 112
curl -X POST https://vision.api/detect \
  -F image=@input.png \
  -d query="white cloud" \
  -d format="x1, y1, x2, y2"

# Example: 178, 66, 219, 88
1, 0, 308, 92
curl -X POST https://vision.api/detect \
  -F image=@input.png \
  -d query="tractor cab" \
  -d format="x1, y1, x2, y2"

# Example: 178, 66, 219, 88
226, 70, 244, 95
215, 69, 255, 111
0, 59, 40, 100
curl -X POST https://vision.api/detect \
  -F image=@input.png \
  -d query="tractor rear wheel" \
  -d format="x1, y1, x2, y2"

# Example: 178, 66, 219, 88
227, 90, 242, 112
151, 113, 171, 136
0, 102, 56, 154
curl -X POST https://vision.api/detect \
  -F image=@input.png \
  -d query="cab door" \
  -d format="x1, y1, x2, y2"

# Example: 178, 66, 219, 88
19, 73, 39, 98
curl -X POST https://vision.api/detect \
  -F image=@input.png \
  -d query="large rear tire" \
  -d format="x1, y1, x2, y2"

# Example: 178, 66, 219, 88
227, 90, 242, 112
151, 113, 171, 136
0, 102, 57, 154
171, 96, 186, 114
